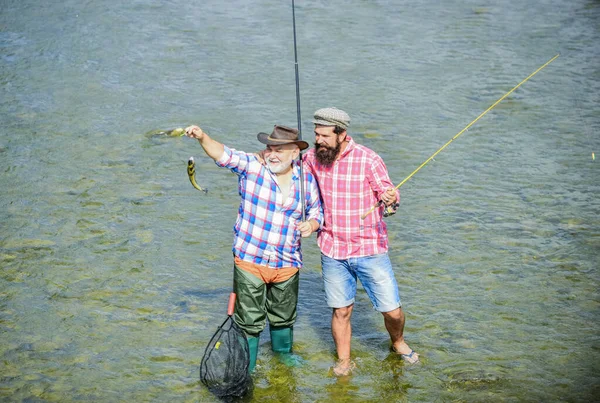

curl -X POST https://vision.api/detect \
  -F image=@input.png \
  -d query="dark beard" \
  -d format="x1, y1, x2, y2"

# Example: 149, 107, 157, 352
314, 140, 341, 166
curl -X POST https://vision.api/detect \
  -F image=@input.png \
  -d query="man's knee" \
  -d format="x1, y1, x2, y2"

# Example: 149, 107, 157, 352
333, 304, 354, 321
382, 307, 403, 320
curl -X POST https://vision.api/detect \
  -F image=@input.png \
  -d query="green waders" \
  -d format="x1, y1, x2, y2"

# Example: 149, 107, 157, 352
233, 264, 299, 372
270, 326, 293, 353
246, 335, 259, 372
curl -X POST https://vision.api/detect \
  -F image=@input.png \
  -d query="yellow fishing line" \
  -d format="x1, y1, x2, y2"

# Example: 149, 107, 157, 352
361, 54, 560, 220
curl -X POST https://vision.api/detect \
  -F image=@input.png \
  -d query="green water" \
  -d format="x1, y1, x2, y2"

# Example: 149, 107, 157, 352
1, 0, 598, 401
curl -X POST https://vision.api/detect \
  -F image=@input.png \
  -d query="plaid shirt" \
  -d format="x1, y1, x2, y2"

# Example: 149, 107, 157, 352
216, 146, 323, 269
304, 136, 399, 259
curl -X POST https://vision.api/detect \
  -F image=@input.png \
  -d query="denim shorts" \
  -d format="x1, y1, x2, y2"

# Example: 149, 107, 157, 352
321, 253, 401, 312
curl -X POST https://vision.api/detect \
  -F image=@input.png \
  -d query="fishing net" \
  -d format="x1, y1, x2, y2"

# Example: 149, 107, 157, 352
200, 294, 251, 399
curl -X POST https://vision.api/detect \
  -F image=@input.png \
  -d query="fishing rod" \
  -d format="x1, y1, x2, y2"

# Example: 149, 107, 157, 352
292, 0, 306, 221
185, 3, 307, 204
361, 53, 560, 220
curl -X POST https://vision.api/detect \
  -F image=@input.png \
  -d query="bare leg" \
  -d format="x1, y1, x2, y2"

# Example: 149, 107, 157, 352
332, 304, 353, 359
331, 304, 356, 375
383, 307, 419, 362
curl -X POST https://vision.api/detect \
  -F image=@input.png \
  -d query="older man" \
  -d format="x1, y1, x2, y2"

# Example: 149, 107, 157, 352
186, 124, 323, 372
303, 108, 419, 376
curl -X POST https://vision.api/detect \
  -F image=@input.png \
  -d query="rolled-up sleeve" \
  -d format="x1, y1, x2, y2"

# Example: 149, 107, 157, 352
370, 155, 399, 204
215, 145, 252, 175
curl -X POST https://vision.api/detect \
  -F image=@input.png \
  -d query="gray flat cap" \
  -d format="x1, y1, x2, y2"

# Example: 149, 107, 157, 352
312, 107, 350, 130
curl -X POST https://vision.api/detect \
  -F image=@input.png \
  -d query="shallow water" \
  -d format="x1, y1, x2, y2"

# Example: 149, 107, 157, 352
1, 0, 599, 402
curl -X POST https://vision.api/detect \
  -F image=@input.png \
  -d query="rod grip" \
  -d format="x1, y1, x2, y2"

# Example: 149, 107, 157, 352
227, 292, 236, 316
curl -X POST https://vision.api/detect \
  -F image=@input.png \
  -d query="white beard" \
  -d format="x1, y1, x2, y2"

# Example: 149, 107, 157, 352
266, 155, 293, 174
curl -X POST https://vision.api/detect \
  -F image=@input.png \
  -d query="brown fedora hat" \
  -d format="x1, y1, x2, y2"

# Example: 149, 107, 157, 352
257, 125, 309, 151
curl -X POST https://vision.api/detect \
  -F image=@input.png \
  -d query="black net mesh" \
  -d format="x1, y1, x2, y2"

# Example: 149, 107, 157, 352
200, 315, 251, 399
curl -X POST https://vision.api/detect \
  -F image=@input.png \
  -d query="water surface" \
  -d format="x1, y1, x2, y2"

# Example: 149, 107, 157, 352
1, 0, 598, 401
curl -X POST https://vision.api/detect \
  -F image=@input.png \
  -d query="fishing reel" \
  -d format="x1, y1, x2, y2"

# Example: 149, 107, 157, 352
382, 201, 400, 218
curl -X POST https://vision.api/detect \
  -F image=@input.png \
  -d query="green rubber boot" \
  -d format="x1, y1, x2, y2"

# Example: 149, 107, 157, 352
270, 326, 293, 353
270, 326, 303, 367
247, 335, 259, 373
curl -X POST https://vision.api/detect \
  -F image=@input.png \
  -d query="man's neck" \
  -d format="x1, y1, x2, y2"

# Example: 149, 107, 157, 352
273, 166, 293, 201
274, 167, 293, 180
334, 138, 349, 161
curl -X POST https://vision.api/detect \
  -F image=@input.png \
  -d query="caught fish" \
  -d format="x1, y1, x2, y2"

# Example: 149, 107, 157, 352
145, 128, 186, 137
187, 157, 208, 193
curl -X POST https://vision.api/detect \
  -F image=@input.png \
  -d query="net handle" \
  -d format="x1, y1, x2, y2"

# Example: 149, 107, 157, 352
227, 292, 236, 316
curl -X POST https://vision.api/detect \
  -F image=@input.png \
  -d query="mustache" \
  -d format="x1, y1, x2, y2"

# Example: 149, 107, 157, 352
315, 142, 334, 150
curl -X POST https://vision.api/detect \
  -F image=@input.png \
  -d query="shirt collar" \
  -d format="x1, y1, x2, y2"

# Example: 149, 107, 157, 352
292, 159, 301, 180
338, 135, 355, 160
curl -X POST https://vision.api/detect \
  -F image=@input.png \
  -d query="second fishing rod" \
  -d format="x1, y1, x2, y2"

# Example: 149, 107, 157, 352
361, 53, 560, 220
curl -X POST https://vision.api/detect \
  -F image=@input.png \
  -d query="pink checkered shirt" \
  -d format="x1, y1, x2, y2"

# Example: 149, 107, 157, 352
304, 136, 399, 259
216, 146, 323, 269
